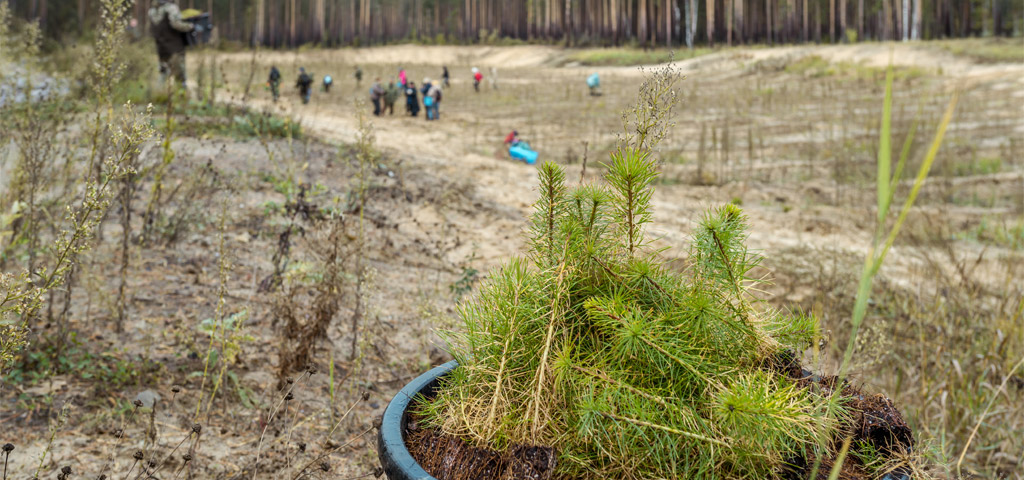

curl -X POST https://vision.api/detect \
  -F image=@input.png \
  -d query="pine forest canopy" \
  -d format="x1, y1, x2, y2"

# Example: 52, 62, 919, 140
13, 0, 1024, 48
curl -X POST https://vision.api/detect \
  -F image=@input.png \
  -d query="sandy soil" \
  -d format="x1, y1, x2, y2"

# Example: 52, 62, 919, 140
210, 43, 1022, 286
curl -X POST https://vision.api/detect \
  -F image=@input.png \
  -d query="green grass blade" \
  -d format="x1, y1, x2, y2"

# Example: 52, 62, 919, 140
827, 437, 853, 480
889, 116, 918, 196
878, 92, 959, 265
876, 65, 895, 231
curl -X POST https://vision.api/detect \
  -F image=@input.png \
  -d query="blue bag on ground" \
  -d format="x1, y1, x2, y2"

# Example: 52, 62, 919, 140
509, 141, 538, 165
587, 73, 600, 88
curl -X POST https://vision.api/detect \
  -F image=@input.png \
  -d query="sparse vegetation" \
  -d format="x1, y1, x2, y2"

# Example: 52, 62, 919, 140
567, 47, 713, 66
929, 37, 1024, 64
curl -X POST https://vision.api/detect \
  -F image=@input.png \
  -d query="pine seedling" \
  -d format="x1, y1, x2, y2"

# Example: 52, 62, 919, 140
423, 64, 847, 479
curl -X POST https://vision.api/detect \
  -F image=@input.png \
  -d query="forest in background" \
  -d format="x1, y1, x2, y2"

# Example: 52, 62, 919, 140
11, 0, 1024, 49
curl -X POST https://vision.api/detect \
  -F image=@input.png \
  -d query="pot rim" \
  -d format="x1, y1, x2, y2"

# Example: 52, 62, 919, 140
378, 360, 459, 480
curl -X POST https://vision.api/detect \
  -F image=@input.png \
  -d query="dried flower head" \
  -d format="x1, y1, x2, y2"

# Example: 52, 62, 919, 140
133, 450, 144, 461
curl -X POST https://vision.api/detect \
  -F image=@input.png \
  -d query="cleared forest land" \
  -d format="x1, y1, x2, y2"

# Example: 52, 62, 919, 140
2, 41, 1022, 479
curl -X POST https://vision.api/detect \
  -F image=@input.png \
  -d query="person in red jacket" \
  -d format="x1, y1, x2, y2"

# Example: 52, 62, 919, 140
504, 130, 520, 146
472, 67, 483, 93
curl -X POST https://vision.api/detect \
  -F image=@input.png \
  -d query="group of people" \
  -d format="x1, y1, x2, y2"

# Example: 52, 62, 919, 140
261, 63, 514, 122
266, 66, 334, 104
369, 70, 444, 120
266, 64, 451, 122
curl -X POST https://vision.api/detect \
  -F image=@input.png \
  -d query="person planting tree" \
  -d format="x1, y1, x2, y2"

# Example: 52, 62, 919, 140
370, 78, 386, 116
296, 67, 313, 104
471, 67, 483, 92
405, 81, 420, 117
383, 78, 401, 115
267, 66, 281, 102
147, 0, 195, 87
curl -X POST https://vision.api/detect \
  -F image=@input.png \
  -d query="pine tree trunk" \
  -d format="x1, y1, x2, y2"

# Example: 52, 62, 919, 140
288, 0, 295, 46
638, 0, 647, 47
857, 0, 863, 39
803, 0, 808, 42
727, 0, 733, 45
683, 0, 692, 47
666, 0, 672, 47
706, 0, 715, 46
813, 0, 821, 42
787, 0, 796, 42
765, 0, 771, 45
911, 0, 920, 39
883, 0, 892, 40
829, 0, 835, 43
901, 0, 908, 41
735, 0, 743, 43
839, 0, 846, 41
251, 0, 259, 44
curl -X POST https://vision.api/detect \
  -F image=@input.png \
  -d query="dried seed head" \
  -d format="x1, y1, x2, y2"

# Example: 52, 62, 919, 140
373, 466, 384, 477
98, 475, 107, 480
297, 442, 306, 452
284, 392, 294, 401
2, 443, 13, 453
191, 423, 202, 434
319, 461, 330, 472
182, 454, 193, 462
305, 365, 317, 375
133, 450, 144, 460
61, 466, 72, 474
171, 385, 181, 393
148, 460, 157, 468
133, 399, 144, 408
112, 428, 124, 437
361, 392, 370, 401
286, 378, 294, 385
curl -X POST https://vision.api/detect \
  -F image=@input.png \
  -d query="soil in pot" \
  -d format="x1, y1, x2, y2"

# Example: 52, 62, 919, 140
405, 413, 557, 480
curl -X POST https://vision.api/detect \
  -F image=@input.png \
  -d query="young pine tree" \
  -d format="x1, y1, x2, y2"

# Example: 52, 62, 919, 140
422, 65, 842, 479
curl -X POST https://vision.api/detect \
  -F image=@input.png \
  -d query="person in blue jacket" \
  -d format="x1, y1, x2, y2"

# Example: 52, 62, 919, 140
405, 81, 420, 117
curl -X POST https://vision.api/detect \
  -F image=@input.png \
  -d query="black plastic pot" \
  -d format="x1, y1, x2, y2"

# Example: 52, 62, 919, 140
378, 360, 458, 480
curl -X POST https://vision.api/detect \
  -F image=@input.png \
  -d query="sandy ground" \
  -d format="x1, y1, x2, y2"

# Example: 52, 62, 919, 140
209, 42, 1022, 287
